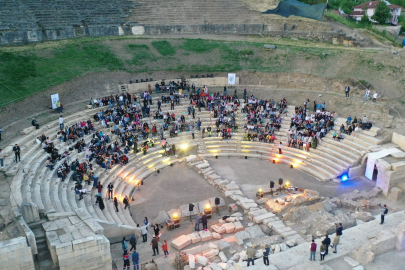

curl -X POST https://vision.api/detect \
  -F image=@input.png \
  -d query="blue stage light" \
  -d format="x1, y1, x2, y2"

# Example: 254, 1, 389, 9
341, 175, 349, 181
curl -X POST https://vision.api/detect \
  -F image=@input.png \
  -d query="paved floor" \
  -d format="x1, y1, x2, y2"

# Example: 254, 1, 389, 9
207, 157, 376, 199
112, 163, 231, 269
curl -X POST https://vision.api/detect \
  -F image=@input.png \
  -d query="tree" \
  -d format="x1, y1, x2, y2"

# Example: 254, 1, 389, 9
371, 1, 392, 24
360, 10, 371, 24
340, 0, 356, 15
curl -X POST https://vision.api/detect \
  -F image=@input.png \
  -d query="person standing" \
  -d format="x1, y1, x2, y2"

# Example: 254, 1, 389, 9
345, 85, 350, 97
309, 239, 317, 261
122, 237, 128, 252
56, 100, 63, 113
201, 214, 208, 231
113, 197, 119, 212
364, 89, 370, 101
13, 144, 21, 163
123, 195, 130, 209
162, 240, 169, 257
132, 250, 139, 270
278, 142, 283, 154
194, 214, 200, 231
372, 92, 378, 103
320, 241, 326, 261
107, 182, 114, 200
134, 224, 142, 243
130, 235, 137, 251
170, 99, 175, 110
379, 203, 388, 224
0, 149, 5, 168
59, 115, 64, 130
263, 244, 270, 266
123, 250, 130, 270
151, 235, 159, 256
331, 223, 343, 253
141, 222, 149, 242
323, 234, 331, 255
246, 245, 255, 266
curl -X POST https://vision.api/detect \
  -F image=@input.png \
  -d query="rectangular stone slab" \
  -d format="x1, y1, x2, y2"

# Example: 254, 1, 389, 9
253, 213, 276, 224
222, 223, 235, 234
199, 230, 213, 241
171, 235, 192, 250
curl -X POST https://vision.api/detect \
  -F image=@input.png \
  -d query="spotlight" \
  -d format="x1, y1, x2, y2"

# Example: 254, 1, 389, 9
204, 204, 212, 218
256, 188, 263, 198
341, 174, 349, 181
181, 144, 188, 150
285, 181, 290, 187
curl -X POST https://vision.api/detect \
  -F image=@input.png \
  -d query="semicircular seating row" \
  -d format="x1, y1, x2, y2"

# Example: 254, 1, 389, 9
8, 97, 382, 229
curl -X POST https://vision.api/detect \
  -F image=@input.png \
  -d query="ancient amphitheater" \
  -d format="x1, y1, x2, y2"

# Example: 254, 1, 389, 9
0, 1, 405, 270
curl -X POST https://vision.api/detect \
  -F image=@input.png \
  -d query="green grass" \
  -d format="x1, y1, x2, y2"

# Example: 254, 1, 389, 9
126, 44, 157, 65
151, 40, 176, 56
180, 39, 220, 53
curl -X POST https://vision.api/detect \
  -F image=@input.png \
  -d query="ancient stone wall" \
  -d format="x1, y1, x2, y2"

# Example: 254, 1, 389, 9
0, 237, 35, 270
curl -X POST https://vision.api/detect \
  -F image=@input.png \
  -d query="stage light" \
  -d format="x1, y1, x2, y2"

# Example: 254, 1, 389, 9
205, 204, 211, 210
341, 175, 349, 181
285, 181, 290, 187
181, 144, 188, 150
276, 154, 282, 158
295, 159, 302, 164
258, 188, 263, 193
173, 213, 178, 219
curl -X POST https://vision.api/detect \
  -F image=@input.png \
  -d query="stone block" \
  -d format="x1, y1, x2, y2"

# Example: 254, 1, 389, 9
224, 190, 243, 197
223, 223, 235, 233
43, 221, 59, 232
239, 202, 258, 210
344, 256, 359, 267
20, 126, 36, 135
218, 251, 227, 263
235, 231, 250, 245
59, 233, 74, 243
21, 202, 40, 223
168, 209, 182, 220
186, 155, 198, 163
171, 235, 192, 250
229, 204, 239, 213
199, 230, 213, 241
246, 225, 265, 238
395, 220, 405, 251
196, 163, 210, 170
267, 221, 285, 230
189, 232, 202, 244
54, 218, 73, 229
256, 198, 268, 204
217, 241, 230, 250
389, 187, 403, 202
203, 249, 219, 258
75, 208, 92, 220
189, 254, 196, 268
211, 225, 226, 234
253, 213, 276, 224
210, 262, 222, 270
371, 230, 396, 255
223, 182, 239, 191
352, 266, 364, 270
198, 200, 212, 214
196, 254, 208, 265
234, 222, 243, 232
248, 209, 268, 218
212, 232, 221, 239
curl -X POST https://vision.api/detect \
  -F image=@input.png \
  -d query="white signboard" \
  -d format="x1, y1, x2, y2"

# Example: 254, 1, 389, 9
228, 73, 236, 85
51, 93, 60, 109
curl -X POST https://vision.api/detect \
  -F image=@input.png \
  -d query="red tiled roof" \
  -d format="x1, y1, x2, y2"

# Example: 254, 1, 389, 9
354, 1, 402, 10
350, 10, 364, 16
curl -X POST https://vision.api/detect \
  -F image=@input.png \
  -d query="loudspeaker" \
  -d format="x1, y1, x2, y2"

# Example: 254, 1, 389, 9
270, 181, 275, 189
279, 178, 283, 185
141, 180, 144, 185
157, 170, 160, 174
245, 156, 247, 159
189, 203, 194, 212
215, 155, 218, 159
215, 197, 220, 206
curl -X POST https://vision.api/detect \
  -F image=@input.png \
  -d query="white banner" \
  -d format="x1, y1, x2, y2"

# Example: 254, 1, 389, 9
228, 73, 236, 85
51, 93, 60, 109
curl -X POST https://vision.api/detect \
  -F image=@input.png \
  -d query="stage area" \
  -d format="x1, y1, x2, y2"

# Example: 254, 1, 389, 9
207, 157, 376, 199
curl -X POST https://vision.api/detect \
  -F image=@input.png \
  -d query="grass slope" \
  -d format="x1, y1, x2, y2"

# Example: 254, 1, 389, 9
0, 37, 403, 107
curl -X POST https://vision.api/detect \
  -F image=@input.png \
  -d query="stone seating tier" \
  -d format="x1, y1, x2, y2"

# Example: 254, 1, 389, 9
8, 97, 382, 233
